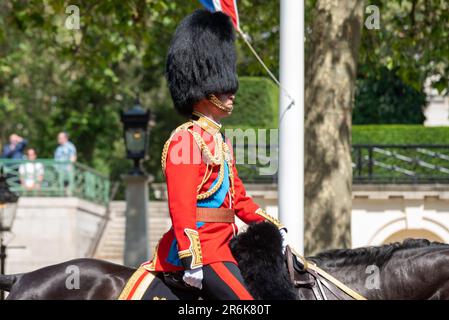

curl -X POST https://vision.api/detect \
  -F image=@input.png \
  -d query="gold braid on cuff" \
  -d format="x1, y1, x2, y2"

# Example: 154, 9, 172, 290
255, 208, 284, 229
182, 228, 203, 269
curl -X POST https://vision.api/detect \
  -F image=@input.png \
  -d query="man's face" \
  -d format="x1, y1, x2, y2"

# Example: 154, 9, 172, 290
27, 149, 37, 160
58, 133, 67, 145
216, 92, 236, 111
205, 92, 236, 119
9, 134, 19, 145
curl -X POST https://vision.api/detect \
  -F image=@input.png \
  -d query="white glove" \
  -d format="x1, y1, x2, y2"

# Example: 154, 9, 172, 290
280, 228, 288, 254
183, 268, 203, 290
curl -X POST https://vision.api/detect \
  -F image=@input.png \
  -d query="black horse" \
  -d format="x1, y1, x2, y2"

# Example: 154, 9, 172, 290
2, 222, 449, 300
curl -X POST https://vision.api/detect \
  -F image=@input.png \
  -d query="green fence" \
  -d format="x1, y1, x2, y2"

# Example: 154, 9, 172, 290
233, 144, 449, 184
352, 145, 449, 184
0, 159, 110, 205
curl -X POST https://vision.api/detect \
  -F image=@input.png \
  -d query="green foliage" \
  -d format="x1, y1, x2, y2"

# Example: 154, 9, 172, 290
237, 0, 280, 78
357, 0, 449, 93
353, 67, 426, 124
222, 77, 278, 129
0, 1, 182, 200
1, 0, 449, 199
353, 125, 449, 144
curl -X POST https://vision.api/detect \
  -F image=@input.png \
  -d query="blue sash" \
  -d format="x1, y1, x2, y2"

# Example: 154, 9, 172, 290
166, 162, 231, 266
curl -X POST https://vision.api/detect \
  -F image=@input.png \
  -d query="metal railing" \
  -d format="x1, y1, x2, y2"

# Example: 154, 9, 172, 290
3, 145, 445, 201
352, 145, 449, 184
0, 159, 110, 205
234, 144, 449, 184
233, 144, 278, 183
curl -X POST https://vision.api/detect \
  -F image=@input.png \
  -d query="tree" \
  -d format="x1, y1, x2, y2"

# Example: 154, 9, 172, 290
0, 1, 201, 167
304, 0, 365, 255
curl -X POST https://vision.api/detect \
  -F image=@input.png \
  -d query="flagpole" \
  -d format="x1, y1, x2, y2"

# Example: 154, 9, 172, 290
278, 0, 304, 253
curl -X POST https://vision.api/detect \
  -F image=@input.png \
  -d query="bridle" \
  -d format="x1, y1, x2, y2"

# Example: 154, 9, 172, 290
285, 246, 367, 300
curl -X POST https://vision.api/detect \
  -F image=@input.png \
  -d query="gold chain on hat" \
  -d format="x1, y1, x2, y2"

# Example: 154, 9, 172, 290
207, 94, 233, 114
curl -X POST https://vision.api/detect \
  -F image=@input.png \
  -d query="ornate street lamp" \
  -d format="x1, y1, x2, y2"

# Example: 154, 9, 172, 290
0, 167, 19, 300
120, 98, 151, 175
120, 97, 155, 266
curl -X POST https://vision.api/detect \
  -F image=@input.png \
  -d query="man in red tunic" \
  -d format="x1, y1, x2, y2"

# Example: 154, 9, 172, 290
142, 9, 288, 300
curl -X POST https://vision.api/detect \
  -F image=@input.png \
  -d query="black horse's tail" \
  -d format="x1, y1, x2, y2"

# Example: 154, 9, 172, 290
0, 274, 20, 292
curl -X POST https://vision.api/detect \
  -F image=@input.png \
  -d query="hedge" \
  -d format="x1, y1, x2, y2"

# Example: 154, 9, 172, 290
353, 125, 449, 145
353, 67, 426, 125
221, 76, 279, 129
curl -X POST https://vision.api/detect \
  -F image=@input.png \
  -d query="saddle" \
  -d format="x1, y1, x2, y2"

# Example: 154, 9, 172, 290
285, 246, 367, 300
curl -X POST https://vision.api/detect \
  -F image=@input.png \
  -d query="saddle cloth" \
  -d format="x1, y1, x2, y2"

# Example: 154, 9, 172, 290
118, 267, 160, 300
118, 267, 200, 300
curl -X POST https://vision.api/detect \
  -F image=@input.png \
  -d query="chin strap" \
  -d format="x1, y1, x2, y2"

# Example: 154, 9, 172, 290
207, 94, 233, 114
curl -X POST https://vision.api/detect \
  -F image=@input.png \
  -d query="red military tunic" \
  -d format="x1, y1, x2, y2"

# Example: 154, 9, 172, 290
142, 112, 283, 272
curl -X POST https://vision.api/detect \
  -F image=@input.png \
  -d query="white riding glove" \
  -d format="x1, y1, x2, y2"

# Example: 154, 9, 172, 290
183, 268, 203, 290
280, 228, 288, 254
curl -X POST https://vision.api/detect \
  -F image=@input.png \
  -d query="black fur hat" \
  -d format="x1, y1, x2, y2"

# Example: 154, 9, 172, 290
166, 9, 239, 117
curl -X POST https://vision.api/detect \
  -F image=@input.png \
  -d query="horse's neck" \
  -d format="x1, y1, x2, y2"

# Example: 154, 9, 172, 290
315, 246, 449, 300
313, 261, 371, 295
376, 246, 449, 300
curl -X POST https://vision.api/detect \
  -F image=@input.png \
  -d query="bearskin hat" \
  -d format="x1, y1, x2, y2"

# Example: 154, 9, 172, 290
166, 9, 239, 117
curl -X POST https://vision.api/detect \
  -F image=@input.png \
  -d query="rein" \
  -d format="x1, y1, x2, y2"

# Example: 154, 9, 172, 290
285, 246, 367, 300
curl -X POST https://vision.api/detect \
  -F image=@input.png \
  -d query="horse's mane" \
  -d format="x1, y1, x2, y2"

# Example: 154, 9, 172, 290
309, 238, 449, 268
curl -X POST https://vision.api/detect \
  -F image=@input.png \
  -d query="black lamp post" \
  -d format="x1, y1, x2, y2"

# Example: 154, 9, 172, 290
0, 168, 19, 300
120, 98, 154, 266
120, 98, 151, 175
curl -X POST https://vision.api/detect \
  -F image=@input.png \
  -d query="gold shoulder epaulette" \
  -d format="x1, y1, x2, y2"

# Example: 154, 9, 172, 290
161, 120, 232, 202
160, 121, 195, 173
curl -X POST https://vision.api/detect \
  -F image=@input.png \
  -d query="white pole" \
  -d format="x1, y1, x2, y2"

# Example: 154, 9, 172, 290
279, 0, 304, 253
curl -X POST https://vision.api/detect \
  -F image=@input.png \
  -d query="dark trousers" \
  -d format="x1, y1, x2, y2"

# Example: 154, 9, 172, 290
144, 262, 254, 300
201, 262, 253, 300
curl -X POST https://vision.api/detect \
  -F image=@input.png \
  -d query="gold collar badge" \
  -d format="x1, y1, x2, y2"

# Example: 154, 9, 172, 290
191, 111, 222, 136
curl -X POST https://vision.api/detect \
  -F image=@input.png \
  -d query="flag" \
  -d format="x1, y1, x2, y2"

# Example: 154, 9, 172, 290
199, 0, 240, 30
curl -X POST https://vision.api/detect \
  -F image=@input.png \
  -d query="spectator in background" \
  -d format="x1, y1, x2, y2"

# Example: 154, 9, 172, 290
2, 134, 27, 159
54, 132, 77, 193
1, 133, 28, 186
54, 132, 77, 163
19, 148, 44, 191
